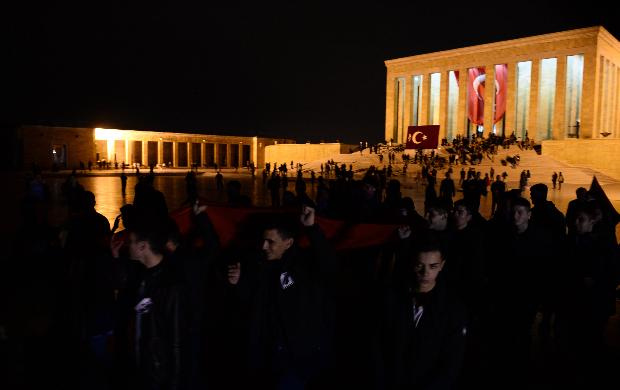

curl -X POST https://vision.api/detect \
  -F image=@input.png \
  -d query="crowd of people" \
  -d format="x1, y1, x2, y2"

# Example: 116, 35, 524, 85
4, 151, 620, 390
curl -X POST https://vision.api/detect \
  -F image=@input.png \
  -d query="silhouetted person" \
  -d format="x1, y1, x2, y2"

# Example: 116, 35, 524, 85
121, 171, 128, 196
377, 237, 467, 389
119, 217, 190, 390
439, 172, 456, 208
566, 187, 589, 236
215, 171, 224, 191
490, 175, 505, 216
227, 207, 337, 388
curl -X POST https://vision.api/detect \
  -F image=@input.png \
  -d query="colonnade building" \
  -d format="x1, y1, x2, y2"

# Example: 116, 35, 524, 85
385, 26, 620, 143
17, 125, 293, 171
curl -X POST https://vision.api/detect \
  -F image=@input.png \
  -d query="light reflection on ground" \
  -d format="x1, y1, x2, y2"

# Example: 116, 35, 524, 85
5, 168, 620, 240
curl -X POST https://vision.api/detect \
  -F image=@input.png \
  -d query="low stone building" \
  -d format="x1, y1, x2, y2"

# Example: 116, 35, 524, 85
16, 125, 294, 171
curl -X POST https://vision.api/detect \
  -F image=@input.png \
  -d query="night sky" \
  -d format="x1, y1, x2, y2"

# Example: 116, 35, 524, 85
4, 3, 620, 143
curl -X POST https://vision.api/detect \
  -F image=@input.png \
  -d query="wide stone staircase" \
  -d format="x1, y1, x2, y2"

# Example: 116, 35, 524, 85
300, 144, 618, 186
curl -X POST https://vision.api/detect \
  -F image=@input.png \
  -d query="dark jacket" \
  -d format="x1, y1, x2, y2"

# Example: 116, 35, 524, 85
531, 200, 566, 240
563, 232, 618, 319
377, 280, 467, 390
128, 258, 189, 390
236, 225, 338, 382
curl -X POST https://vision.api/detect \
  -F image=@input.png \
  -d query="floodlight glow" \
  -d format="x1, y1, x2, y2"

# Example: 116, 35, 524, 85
95, 128, 125, 141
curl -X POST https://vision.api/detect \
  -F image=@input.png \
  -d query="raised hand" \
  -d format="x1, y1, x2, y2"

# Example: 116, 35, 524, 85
110, 233, 124, 259
112, 214, 122, 233
227, 262, 241, 285
300, 205, 315, 227
193, 200, 208, 216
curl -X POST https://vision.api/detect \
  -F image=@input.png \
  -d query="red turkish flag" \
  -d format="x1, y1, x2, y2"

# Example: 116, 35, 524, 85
406, 125, 440, 149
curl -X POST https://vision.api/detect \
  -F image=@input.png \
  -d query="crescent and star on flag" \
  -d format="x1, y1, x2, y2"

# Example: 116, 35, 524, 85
408, 131, 428, 144
406, 125, 439, 149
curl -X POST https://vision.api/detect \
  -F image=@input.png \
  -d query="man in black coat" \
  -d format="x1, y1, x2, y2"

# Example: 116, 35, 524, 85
529, 183, 566, 340
489, 197, 553, 384
227, 206, 338, 389
120, 217, 190, 390
377, 238, 467, 389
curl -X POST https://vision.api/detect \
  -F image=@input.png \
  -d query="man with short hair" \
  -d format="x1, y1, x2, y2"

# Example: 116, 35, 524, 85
529, 183, 566, 239
490, 175, 506, 216
490, 197, 552, 384
566, 187, 589, 236
228, 206, 337, 389
439, 172, 456, 208
378, 239, 467, 389
448, 200, 487, 313
123, 219, 189, 390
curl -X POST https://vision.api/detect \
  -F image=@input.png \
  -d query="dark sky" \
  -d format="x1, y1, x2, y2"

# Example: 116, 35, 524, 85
4, 3, 619, 143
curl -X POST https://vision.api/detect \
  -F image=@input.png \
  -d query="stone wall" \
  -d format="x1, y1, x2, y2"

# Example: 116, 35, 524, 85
19, 126, 95, 170
542, 139, 620, 180
264, 143, 356, 167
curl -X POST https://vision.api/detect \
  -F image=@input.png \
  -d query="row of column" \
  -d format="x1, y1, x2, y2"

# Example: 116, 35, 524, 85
597, 56, 620, 138
387, 53, 597, 143
107, 140, 248, 168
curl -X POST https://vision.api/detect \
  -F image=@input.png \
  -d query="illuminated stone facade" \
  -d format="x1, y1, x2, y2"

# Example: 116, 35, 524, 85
385, 26, 620, 144
264, 143, 357, 167
18, 126, 293, 170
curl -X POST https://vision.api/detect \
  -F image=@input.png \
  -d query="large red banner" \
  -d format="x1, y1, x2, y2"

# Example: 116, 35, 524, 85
169, 205, 400, 251
465, 65, 507, 126
406, 125, 439, 149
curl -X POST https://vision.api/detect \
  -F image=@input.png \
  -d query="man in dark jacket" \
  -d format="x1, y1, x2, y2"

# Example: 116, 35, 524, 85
529, 183, 566, 339
377, 238, 467, 389
490, 197, 553, 385
123, 218, 189, 390
227, 206, 337, 389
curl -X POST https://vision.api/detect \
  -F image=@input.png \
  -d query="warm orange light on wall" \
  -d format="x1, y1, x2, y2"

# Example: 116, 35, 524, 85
95, 128, 125, 141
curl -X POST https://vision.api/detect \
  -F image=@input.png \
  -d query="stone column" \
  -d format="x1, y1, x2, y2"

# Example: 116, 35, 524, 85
125, 139, 130, 165
615, 67, 620, 137
385, 74, 395, 143
201, 142, 206, 167
581, 49, 598, 139
505, 62, 517, 137
483, 65, 496, 136
527, 59, 540, 140
610, 65, 618, 138
438, 70, 449, 141
213, 143, 219, 168
141, 140, 148, 167
553, 56, 567, 140
157, 140, 163, 165
187, 142, 192, 168
402, 77, 412, 144
252, 137, 258, 168
456, 68, 468, 137
226, 144, 231, 167
107, 139, 115, 163
172, 141, 178, 167
395, 78, 406, 144
420, 74, 430, 125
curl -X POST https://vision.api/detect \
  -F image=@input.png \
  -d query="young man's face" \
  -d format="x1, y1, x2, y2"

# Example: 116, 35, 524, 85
574, 212, 595, 235
453, 205, 471, 230
427, 210, 448, 231
512, 205, 531, 231
414, 251, 445, 293
128, 232, 146, 263
262, 229, 293, 261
